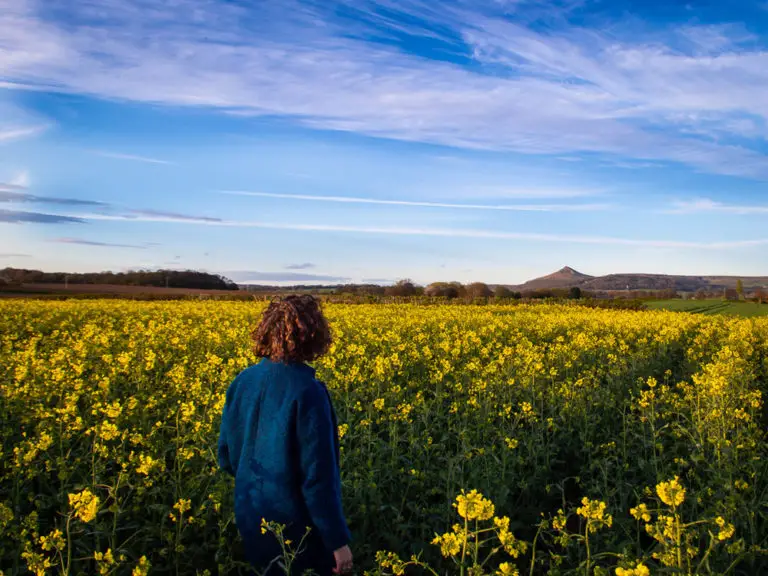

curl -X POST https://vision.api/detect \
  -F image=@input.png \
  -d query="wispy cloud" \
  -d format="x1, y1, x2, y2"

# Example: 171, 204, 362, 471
285, 262, 316, 270
51, 237, 148, 249
0, 126, 47, 143
10, 171, 30, 188
127, 209, 222, 223
0, 209, 86, 224
54, 210, 768, 249
3, 0, 768, 177
91, 151, 174, 165
220, 190, 610, 212
600, 160, 665, 170
666, 199, 768, 215
0, 253, 31, 258
0, 189, 109, 207
229, 271, 351, 283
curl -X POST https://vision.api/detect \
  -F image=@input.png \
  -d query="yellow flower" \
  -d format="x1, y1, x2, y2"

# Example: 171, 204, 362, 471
99, 421, 121, 442
39, 529, 65, 552
493, 516, 510, 531
431, 531, 462, 557
629, 504, 651, 523
373, 398, 385, 411
734, 479, 749, 491
135, 454, 163, 476
715, 517, 735, 541
0, 502, 13, 530
338, 424, 349, 439
656, 477, 686, 508
94, 548, 116, 575
21, 549, 53, 576
576, 498, 612, 532
173, 499, 192, 515
376, 551, 406, 575
504, 437, 519, 450
68, 489, 100, 523
552, 509, 567, 532
496, 562, 519, 576
615, 564, 649, 576
104, 401, 122, 420
132, 555, 151, 576
454, 489, 495, 521
497, 526, 527, 558
577, 498, 611, 522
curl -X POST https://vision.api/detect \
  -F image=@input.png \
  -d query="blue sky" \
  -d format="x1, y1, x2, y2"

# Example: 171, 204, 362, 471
1, 0, 768, 285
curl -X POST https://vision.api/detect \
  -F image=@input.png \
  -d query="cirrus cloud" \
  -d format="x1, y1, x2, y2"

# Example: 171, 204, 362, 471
50, 237, 149, 249
2, 0, 768, 178
35, 208, 768, 250
228, 270, 351, 283
0, 209, 86, 224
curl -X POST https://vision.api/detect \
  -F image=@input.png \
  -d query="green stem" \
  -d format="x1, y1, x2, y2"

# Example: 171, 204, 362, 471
695, 535, 717, 574
529, 522, 544, 576
64, 514, 72, 576
584, 521, 591, 576
460, 516, 468, 576
675, 512, 683, 571
111, 474, 121, 551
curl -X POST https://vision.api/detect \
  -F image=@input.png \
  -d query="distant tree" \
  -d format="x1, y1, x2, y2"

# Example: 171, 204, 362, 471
568, 286, 582, 300
335, 283, 386, 296
466, 282, 492, 299
736, 279, 744, 300
494, 286, 513, 300
525, 289, 555, 300
425, 282, 447, 298
755, 288, 766, 304
425, 282, 463, 299
0, 267, 239, 290
385, 279, 418, 297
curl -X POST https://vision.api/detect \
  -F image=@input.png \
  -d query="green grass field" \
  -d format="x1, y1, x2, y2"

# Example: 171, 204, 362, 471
647, 299, 768, 317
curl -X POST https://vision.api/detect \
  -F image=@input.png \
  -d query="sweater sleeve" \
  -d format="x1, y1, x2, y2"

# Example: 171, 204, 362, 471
217, 380, 236, 476
296, 384, 351, 553
218, 427, 234, 476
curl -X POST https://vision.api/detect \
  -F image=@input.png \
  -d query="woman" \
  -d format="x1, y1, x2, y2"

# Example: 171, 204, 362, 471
218, 295, 353, 575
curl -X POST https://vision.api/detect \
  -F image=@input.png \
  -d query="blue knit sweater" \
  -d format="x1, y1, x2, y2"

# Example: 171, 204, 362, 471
218, 358, 351, 571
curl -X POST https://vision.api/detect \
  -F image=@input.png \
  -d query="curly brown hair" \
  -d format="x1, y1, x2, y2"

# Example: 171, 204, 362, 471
252, 295, 332, 363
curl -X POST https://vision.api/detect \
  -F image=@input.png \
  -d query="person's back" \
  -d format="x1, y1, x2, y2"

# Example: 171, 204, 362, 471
218, 296, 352, 576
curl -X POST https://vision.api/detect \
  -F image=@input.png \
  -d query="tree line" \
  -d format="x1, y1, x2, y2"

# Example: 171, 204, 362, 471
0, 268, 239, 291
335, 280, 584, 300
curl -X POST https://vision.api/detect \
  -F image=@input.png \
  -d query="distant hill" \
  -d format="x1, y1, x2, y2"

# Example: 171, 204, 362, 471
515, 266, 594, 291
513, 267, 768, 293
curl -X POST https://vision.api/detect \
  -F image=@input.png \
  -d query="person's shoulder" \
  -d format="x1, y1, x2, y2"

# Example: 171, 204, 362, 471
226, 360, 268, 392
233, 360, 267, 381
294, 375, 330, 409
247, 359, 320, 396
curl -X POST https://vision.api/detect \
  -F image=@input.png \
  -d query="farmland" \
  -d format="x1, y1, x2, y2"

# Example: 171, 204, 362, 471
2, 301, 767, 575
647, 299, 768, 317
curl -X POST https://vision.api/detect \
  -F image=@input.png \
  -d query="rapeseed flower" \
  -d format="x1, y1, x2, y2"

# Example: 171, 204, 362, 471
455, 490, 495, 521
615, 564, 649, 576
69, 489, 100, 523
656, 477, 686, 508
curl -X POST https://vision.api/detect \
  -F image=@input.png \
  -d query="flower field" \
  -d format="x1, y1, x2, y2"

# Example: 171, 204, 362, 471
1, 301, 767, 576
